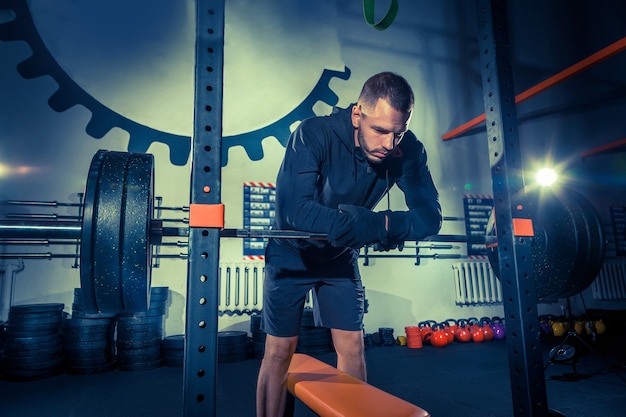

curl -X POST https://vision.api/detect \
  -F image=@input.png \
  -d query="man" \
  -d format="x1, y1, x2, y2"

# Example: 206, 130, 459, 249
256, 72, 442, 416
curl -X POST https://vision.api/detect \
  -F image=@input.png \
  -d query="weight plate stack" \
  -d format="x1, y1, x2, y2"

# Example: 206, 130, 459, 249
1, 303, 65, 381
62, 317, 116, 375
80, 150, 156, 314
162, 335, 184, 368
249, 313, 265, 359
296, 309, 333, 355
115, 287, 168, 371
71, 288, 116, 319
378, 327, 396, 346
218, 331, 249, 363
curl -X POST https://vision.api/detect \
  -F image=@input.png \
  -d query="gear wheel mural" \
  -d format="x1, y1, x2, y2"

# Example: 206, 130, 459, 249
0, 0, 351, 167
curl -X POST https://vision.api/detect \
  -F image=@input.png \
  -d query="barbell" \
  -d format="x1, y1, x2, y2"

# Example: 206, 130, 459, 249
0, 150, 330, 314
0, 150, 606, 314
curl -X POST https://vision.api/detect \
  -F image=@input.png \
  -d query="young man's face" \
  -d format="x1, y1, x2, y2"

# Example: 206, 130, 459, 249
351, 98, 412, 164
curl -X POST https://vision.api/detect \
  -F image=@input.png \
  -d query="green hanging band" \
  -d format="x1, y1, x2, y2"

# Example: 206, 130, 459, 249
363, 0, 399, 31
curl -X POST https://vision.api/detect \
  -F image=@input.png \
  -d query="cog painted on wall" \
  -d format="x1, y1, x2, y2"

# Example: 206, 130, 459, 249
0, 0, 350, 167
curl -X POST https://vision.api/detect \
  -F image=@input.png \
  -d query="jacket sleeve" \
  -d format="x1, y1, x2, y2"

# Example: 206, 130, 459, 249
386, 140, 442, 241
274, 122, 350, 234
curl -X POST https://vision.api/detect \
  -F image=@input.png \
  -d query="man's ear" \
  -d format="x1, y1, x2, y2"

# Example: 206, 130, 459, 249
351, 104, 360, 129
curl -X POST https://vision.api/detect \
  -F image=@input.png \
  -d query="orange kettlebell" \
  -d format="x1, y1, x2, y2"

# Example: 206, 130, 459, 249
430, 323, 449, 348
468, 318, 484, 343
480, 317, 494, 341
455, 319, 472, 343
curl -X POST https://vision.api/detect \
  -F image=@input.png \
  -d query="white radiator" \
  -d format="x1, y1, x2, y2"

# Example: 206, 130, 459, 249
452, 261, 502, 305
218, 262, 265, 316
591, 262, 626, 300
218, 261, 314, 316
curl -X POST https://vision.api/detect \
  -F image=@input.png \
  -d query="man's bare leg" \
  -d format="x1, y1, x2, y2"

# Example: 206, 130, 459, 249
331, 328, 366, 381
256, 334, 298, 417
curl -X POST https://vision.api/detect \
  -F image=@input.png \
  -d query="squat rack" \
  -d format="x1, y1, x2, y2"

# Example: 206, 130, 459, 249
185, 1, 552, 416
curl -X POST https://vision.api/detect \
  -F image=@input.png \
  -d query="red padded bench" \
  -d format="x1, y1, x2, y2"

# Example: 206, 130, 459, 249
285, 353, 430, 417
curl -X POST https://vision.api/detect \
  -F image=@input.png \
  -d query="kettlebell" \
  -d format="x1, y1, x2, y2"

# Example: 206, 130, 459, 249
574, 321, 585, 336
491, 316, 506, 340
418, 321, 433, 345
480, 317, 494, 341
454, 319, 472, 343
539, 316, 553, 336
468, 318, 484, 343
551, 321, 566, 337
593, 319, 607, 335
443, 320, 456, 343
430, 323, 449, 348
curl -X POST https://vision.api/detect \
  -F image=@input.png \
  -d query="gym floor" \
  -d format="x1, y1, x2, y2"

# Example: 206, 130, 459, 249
1, 318, 625, 417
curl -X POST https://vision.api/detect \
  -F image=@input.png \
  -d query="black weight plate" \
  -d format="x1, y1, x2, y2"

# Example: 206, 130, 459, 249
296, 346, 332, 355
164, 357, 184, 367
63, 333, 111, 344
162, 335, 185, 349
8, 315, 63, 326
116, 315, 163, 326
70, 310, 118, 319
218, 341, 249, 355
4, 328, 60, 338
218, 351, 249, 364
117, 343, 162, 355
80, 150, 107, 313
117, 307, 165, 318
64, 355, 113, 367
1, 351, 62, 365
93, 151, 129, 313
116, 337, 163, 350
545, 188, 590, 299
63, 346, 113, 358
549, 344, 576, 362
300, 309, 315, 327
7, 321, 62, 333
2, 365, 64, 382
2, 356, 64, 371
116, 329, 163, 342
218, 331, 248, 345
66, 339, 111, 351
163, 349, 184, 359
252, 331, 266, 343
10, 303, 64, 314
567, 190, 605, 295
150, 286, 169, 294
300, 327, 331, 338
3, 334, 62, 350
117, 358, 162, 371
116, 323, 163, 334
2, 343, 63, 358
487, 188, 604, 300
63, 317, 114, 327
530, 189, 579, 299
65, 361, 116, 375
121, 152, 154, 312
250, 314, 262, 332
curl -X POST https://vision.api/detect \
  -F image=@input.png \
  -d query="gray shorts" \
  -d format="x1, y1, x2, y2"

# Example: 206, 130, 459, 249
261, 240, 365, 337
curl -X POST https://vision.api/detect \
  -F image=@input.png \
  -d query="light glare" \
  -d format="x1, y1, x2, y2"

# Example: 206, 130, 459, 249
536, 168, 557, 186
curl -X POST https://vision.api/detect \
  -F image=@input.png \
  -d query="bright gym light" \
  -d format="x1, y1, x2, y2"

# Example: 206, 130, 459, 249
536, 168, 558, 186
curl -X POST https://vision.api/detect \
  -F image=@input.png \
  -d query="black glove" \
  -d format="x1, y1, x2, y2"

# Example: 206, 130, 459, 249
373, 240, 405, 252
328, 204, 388, 249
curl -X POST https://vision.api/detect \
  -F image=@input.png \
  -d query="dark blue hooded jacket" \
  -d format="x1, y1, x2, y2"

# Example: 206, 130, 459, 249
270, 105, 442, 263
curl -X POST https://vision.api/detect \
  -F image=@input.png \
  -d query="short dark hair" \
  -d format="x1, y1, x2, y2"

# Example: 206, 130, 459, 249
357, 72, 414, 113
